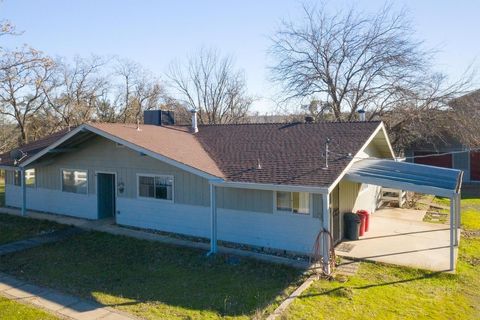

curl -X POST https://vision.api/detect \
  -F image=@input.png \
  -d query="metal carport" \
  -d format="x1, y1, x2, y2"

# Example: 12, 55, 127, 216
344, 159, 463, 271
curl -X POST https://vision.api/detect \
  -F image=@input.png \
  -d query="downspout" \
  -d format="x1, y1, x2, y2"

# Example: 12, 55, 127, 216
207, 182, 217, 256
321, 193, 331, 274
21, 167, 26, 216
456, 194, 461, 245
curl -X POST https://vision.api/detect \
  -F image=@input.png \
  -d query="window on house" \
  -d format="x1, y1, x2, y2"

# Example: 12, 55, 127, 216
62, 169, 88, 194
138, 175, 173, 201
13, 169, 35, 187
25, 169, 35, 187
276, 191, 310, 215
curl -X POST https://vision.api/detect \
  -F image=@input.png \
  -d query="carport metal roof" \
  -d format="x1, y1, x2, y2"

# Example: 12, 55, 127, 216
344, 159, 463, 197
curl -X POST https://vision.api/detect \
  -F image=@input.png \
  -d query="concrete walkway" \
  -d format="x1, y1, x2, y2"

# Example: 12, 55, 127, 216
266, 274, 319, 320
0, 272, 137, 320
0, 227, 84, 256
0, 207, 310, 269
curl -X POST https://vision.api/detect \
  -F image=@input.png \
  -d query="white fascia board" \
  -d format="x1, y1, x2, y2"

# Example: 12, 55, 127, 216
327, 122, 387, 193
19, 124, 223, 181
83, 125, 222, 181
19, 126, 87, 168
212, 181, 329, 194
379, 122, 396, 159
344, 173, 455, 198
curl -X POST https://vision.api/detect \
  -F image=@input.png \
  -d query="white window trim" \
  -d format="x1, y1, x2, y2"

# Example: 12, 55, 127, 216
136, 173, 174, 203
13, 170, 22, 187
273, 191, 313, 217
61, 168, 89, 195
25, 168, 36, 188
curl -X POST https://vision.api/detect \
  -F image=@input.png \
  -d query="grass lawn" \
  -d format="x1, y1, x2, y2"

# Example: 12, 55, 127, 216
0, 231, 304, 319
434, 197, 480, 230
284, 197, 480, 320
0, 214, 67, 245
0, 296, 58, 320
0, 177, 4, 207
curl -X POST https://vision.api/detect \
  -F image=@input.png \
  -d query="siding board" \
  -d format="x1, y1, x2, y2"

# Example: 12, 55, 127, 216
217, 188, 273, 213
17, 136, 212, 207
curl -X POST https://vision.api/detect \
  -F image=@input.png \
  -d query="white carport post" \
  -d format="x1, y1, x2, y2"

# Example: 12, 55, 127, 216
449, 193, 456, 271
21, 167, 26, 216
456, 194, 461, 244
322, 193, 331, 274
454, 194, 459, 247
209, 183, 218, 255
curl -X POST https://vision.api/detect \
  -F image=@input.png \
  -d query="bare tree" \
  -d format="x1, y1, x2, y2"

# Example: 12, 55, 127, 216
380, 70, 474, 153
271, 3, 476, 153
167, 48, 253, 124
45, 55, 108, 128
0, 118, 16, 153
0, 19, 17, 44
0, 48, 55, 144
448, 90, 480, 147
270, 4, 434, 121
113, 58, 164, 123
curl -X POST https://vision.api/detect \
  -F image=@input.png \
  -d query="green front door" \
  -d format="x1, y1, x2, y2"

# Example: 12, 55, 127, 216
97, 173, 116, 219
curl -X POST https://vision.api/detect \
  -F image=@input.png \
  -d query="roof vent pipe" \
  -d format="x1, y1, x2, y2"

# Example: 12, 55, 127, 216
323, 138, 331, 169
358, 109, 366, 121
190, 109, 199, 133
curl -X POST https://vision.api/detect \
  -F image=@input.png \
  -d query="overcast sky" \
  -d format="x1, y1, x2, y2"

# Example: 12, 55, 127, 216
2, 0, 479, 113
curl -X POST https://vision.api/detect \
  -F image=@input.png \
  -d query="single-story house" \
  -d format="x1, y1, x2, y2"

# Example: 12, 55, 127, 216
0, 110, 463, 271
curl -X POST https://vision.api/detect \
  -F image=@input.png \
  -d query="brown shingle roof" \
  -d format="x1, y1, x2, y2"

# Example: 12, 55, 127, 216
195, 121, 382, 187
0, 128, 73, 167
88, 123, 225, 178
1, 121, 383, 188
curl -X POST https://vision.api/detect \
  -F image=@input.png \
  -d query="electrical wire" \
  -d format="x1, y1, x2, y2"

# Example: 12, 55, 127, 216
327, 147, 480, 162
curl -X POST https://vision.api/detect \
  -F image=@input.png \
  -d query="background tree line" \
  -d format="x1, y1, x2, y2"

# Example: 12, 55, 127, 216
270, 3, 479, 153
0, 21, 254, 152
1, 3, 479, 156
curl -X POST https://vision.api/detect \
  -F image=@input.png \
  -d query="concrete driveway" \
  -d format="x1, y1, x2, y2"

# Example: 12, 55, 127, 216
335, 208, 457, 272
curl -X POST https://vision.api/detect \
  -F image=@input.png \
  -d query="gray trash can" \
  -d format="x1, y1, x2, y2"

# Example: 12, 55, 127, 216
344, 212, 361, 240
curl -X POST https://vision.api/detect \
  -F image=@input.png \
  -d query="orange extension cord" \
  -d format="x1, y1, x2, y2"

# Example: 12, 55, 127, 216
311, 228, 336, 276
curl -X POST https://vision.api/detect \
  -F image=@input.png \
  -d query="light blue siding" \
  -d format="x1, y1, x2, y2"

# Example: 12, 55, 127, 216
217, 188, 273, 213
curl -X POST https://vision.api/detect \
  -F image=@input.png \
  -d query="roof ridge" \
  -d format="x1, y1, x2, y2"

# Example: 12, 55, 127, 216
198, 120, 382, 126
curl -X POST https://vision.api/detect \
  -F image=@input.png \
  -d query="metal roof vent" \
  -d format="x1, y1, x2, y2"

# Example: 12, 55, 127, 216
144, 110, 175, 126
358, 109, 366, 121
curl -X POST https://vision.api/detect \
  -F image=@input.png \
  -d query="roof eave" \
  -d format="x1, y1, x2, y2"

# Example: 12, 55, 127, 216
20, 124, 224, 181
212, 180, 329, 194
327, 122, 393, 193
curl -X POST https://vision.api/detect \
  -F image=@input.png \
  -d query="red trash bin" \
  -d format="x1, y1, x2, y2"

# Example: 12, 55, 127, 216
357, 212, 366, 236
357, 210, 370, 232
